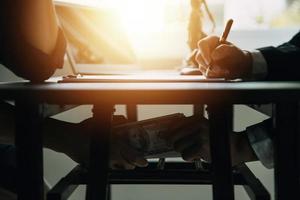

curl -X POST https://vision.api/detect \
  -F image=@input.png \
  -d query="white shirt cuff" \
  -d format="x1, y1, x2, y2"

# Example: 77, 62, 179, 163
250, 50, 268, 80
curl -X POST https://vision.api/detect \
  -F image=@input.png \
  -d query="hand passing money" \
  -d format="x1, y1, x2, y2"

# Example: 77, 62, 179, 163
164, 116, 211, 162
114, 113, 207, 160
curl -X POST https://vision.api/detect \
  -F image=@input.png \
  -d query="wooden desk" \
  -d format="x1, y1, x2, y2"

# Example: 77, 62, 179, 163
0, 81, 299, 200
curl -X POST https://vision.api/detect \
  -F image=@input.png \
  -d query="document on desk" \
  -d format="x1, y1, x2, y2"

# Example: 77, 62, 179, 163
114, 113, 200, 158
60, 73, 241, 83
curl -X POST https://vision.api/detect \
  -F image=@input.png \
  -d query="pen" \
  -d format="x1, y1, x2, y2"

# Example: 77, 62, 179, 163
205, 19, 234, 77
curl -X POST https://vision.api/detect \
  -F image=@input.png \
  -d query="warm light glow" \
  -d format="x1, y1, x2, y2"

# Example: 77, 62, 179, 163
118, 0, 165, 34
56, 0, 297, 69
56, 0, 166, 33
91, 0, 173, 62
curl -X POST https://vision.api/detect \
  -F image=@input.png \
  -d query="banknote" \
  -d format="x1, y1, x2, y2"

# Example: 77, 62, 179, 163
114, 113, 201, 158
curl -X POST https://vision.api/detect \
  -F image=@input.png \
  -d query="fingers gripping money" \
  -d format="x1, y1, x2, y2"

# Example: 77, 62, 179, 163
114, 113, 208, 162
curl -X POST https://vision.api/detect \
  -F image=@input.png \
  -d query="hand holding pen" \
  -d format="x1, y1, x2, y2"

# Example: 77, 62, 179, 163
205, 19, 233, 77
196, 19, 253, 79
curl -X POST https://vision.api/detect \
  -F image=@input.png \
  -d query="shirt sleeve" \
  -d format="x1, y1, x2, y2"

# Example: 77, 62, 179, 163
250, 50, 268, 80
246, 119, 274, 169
247, 51, 273, 168
257, 31, 300, 81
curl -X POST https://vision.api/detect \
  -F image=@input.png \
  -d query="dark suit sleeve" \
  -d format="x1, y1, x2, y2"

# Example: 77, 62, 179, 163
258, 31, 300, 81
246, 118, 274, 168
1, 29, 66, 82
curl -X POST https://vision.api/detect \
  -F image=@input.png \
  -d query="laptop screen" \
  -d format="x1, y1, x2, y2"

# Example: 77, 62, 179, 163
55, 2, 190, 73
56, 3, 136, 67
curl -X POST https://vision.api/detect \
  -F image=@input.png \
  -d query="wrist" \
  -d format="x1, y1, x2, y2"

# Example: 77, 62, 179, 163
230, 131, 258, 166
43, 118, 90, 165
43, 118, 73, 153
242, 50, 253, 79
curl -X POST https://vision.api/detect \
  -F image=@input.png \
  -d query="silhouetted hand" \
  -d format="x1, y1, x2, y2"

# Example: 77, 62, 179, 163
164, 117, 210, 162
110, 115, 148, 169
165, 116, 257, 166
196, 36, 253, 79
61, 116, 148, 170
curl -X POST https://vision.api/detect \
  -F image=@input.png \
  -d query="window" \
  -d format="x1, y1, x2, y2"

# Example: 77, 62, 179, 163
56, 0, 300, 68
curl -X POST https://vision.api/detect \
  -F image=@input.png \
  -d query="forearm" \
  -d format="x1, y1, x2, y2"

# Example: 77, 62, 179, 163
15, 0, 59, 55
42, 118, 76, 153
231, 131, 258, 166
245, 119, 274, 168
257, 31, 300, 81
0, 102, 76, 154
230, 119, 274, 169
1, 0, 66, 82
43, 118, 90, 165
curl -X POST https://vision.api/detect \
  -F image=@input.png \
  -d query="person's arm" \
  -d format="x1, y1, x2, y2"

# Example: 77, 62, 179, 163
164, 117, 258, 166
17, 0, 59, 55
195, 32, 300, 80
176, 35, 279, 168
245, 119, 274, 169
258, 31, 300, 81
0, 101, 148, 169
42, 116, 148, 169
0, 101, 71, 150
249, 50, 268, 80
1, 0, 66, 82
195, 36, 253, 79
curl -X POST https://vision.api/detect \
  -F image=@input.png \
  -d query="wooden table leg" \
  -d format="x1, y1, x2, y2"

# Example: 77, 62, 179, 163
208, 104, 234, 200
275, 102, 299, 200
15, 100, 44, 200
86, 104, 114, 200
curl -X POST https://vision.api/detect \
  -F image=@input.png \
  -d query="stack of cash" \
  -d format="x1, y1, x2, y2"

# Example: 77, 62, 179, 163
114, 113, 190, 158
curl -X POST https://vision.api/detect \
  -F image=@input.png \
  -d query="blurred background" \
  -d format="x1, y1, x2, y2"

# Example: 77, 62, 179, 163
56, 0, 300, 69
1, 0, 300, 199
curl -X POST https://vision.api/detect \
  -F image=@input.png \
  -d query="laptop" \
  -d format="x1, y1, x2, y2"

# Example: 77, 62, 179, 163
56, 2, 230, 83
